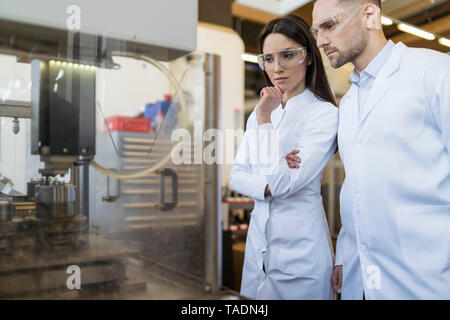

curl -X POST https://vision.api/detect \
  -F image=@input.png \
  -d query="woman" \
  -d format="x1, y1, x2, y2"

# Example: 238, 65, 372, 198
229, 15, 338, 300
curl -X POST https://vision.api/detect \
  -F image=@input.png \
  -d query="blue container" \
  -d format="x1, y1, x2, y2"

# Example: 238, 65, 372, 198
144, 95, 179, 131
144, 103, 159, 121
158, 99, 171, 116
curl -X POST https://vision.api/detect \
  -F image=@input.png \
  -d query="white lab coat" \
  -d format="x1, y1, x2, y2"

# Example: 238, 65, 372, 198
336, 42, 450, 299
229, 89, 338, 299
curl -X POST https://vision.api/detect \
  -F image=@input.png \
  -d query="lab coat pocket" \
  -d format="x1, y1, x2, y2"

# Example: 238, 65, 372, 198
395, 205, 450, 270
273, 219, 325, 276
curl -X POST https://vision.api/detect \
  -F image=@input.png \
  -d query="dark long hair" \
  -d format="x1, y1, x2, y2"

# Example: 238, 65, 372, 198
259, 14, 336, 106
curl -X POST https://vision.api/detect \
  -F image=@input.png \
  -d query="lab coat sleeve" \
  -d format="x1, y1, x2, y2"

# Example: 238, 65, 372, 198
430, 70, 450, 153
261, 103, 338, 199
229, 117, 270, 202
335, 228, 345, 266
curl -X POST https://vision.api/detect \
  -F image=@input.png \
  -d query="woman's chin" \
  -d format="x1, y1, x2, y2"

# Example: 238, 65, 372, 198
274, 84, 288, 93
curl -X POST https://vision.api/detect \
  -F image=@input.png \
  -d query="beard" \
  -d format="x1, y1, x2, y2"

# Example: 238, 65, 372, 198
328, 28, 367, 68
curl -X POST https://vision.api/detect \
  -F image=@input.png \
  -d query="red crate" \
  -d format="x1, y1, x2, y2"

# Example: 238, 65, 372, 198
106, 116, 151, 133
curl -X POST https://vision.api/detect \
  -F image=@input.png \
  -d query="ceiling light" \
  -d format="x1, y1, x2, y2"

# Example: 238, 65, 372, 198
241, 53, 258, 64
381, 16, 393, 26
397, 23, 435, 40
438, 37, 450, 48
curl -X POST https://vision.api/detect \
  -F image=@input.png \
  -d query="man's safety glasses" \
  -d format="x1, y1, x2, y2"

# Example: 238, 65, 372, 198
310, 5, 361, 39
257, 47, 307, 71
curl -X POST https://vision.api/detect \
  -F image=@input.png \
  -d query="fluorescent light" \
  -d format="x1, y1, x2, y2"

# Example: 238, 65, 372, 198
241, 53, 258, 64
438, 37, 450, 48
381, 16, 393, 26
398, 23, 435, 40
236, 0, 311, 16
46, 60, 98, 69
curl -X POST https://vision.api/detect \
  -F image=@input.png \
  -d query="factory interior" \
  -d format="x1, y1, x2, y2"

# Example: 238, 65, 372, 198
0, 0, 449, 300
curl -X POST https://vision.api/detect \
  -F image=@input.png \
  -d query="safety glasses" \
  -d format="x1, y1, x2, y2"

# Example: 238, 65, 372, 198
310, 5, 361, 39
257, 47, 307, 71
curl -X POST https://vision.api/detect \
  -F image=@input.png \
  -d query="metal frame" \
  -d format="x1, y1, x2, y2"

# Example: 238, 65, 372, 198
0, 100, 31, 118
203, 53, 221, 293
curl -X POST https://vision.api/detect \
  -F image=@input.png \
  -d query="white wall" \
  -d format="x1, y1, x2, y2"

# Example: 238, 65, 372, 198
196, 22, 245, 187
0, 54, 31, 102
0, 54, 36, 193
0, 118, 30, 193
96, 57, 170, 119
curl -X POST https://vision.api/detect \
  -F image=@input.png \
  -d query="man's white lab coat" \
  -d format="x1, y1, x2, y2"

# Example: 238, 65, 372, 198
336, 42, 450, 299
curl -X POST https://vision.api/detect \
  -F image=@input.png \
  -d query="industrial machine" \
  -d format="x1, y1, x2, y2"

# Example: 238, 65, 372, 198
0, 0, 230, 299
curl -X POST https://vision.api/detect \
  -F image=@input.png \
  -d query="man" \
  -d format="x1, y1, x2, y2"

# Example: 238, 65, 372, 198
287, 0, 450, 299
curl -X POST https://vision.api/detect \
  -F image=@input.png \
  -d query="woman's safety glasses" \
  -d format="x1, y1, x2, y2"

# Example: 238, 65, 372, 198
310, 5, 361, 39
257, 47, 307, 71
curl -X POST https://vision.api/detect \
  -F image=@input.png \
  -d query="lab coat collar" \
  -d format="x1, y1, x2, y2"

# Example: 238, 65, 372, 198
270, 88, 314, 128
358, 42, 407, 124
270, 104, 284, 128
339, 85, 359, 134
349, 40, 395, 87
284, 88, 315, 111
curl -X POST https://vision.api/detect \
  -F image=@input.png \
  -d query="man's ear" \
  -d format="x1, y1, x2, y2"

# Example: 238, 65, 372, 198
365, 4, 382, 30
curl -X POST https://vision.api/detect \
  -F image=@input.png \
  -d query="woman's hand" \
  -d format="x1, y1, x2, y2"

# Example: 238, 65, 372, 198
256, 86, 284, 125
331, 265, 343, 294
286, 149, 301, 169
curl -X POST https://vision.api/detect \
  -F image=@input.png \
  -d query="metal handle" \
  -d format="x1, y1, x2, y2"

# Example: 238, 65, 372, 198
155, 168, 178, 211
102, 175, 121, 202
